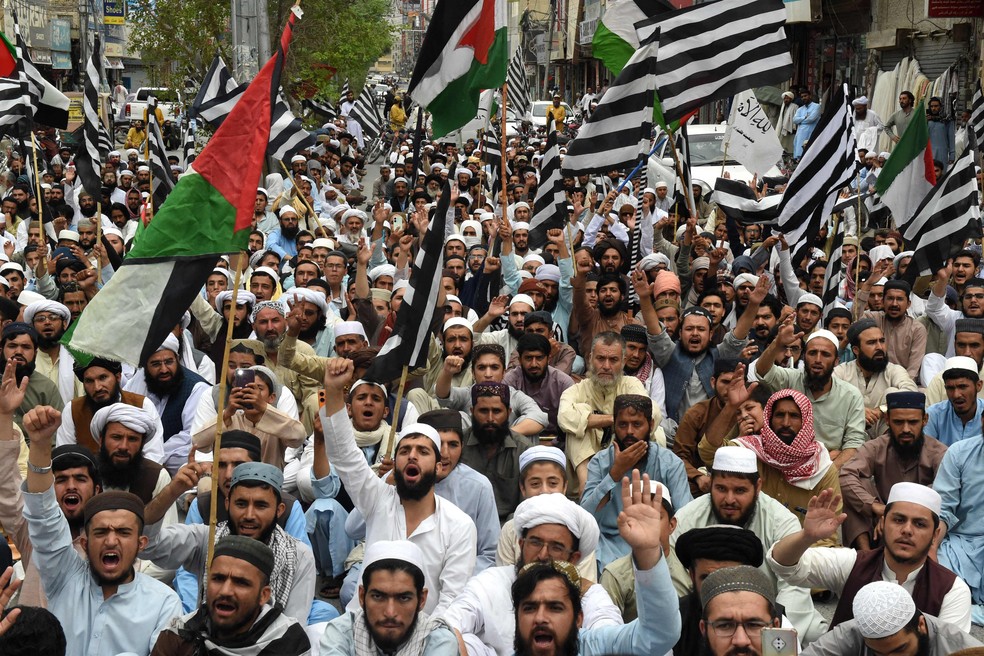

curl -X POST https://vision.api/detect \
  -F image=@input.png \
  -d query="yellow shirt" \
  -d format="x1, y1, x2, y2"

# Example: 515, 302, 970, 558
546, 103, 566, 126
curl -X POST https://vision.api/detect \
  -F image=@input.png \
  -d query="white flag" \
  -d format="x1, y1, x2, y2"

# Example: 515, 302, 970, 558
724, 90, 784, 175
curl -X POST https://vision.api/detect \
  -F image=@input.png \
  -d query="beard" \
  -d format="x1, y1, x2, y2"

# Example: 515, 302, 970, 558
507, 322, 526, 340
588, 369, 621, 392
701, 633, 760, 656
598, 301, 621, 318
616, 436, 650, 467
281, 224, 299, 239
773, 427, 798, 446
857, 351, 888, 373
712, 496, 757, 528
515, 622, 580, 656
37, 329, 65, 349
80, 203, 98, 218
98, 442, 145, 489
260, 331, 285, 353
230, 516, 277, 544
523, 366, 546, 383
298, 321, 322, 342
804, 363, 834, 392
85, 382, 122, 412
473, 419, 510, 447
394, 465, 437, 501
365, 610, 421, 653
145, 365, 185, 398
88, 561, 135, 588
890, 432, 925, 459
0, 357, 35, 382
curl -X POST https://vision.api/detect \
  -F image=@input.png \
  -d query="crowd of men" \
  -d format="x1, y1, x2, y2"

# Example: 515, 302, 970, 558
0, 82, 983, 656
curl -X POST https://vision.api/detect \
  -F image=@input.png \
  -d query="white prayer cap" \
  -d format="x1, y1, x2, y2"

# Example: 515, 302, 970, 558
397, 422, 441, 453
944, 355, 979, 380
512, 220, 531, 231
0, 276, 7, 287
886, 482, 942, 516
510, 293, 535, 309
852, 96, 869, 106
446, 294, 462, 305
329, 204, 351, 218
797, 293, 823, 308
311, 238, 335, 251
640, 252, 672, 272
368, 264, 397, 281
519, 445, 566, 472
286, 287, 329, 316
513, 493, 600, 557
782, 91, 795, 99
654, 180, 669, 189
733, 273, 759, 290
536, 264, 561, 283
342, 209, 367, 224
879, 151, 891, 159
853, 582, 916, 639
103, 226, 124, 240
157, 333, 180, 355
634, 480, 671, 506
278, 205, 298, 217
456, 168, 473, 179
364, 540, 426, 575
290, 154, 306, 163
40, 183, 51, 190
256, 187, 269, 197
24, 300, 70, 324
214, 290, 257, 310
806, 329, 840, 350
393, 279, 410, 293
137, 165, 151, 173
392, 176, 409, 185
350, 378, 388, 397
893, 250, 914, 268
109, 150, 121, 157
120, 169, 134, 178
642, 187, 656, 196
523, 253, 545, 266
334, 321, 368, 341
0, 262, 26, 276
479, 212, 496, 223
712, 446, 758, 474
252, 266, 280, 282
126, 148, 139, 156
445, 234, 466, 245
443, 317, 473, 334
90, 403, 158, 441
58, 229, 80, 243
869, 244, 894, 263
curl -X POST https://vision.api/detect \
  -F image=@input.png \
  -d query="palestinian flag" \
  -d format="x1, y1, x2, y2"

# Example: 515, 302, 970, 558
407, 0, 507, 138
875, 100, 936, 231
0, 31, 15, 77
65, 9, 301, 366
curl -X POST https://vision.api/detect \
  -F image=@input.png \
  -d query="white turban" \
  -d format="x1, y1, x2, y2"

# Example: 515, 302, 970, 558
522, 253, 545, 267
639, 252, 671, 272
510, 293, 536, 309
459, 220, 482, 237
157, 333, 180, 355
341, 209, 367, 224
513, 493, 600, 557
368, 264, 397, 282
214, 290, 257, 311
732, 273, 759, 290
24, 300, 71, 324
334, 321, 367, 341
286, 287, 329, 317
90, 403, 158, 442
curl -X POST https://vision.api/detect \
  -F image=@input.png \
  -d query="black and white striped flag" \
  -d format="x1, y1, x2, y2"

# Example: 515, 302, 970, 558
182, 121, 196, 167
146, 97, 177, 209
268, 97, 316, 160
528, 122, 569, 250
635, 0, 792, 125
350, 86, 382, 140
712, 177, 781, 224
76, 34, 108, 197
339, 78, 351, 102
562, 38, 659, 176
304, 97, 337, 121
12, 8, 69, 129
363, 177, 453, 385
0, 77, 28, 139
901, 147, 982, 284
481, 124, 502, 202
507, 48, 532, 119
971, 79, 984, 147
820, 216, 845, 319
776, 85, 858, 260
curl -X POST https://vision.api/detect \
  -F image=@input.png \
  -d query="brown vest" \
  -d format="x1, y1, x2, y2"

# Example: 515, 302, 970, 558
831, 547, 957, 628
70, 390, 148, 454
125, 458, 165, 503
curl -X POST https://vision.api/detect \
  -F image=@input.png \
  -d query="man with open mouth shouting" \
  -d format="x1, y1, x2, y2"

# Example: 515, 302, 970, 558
20, 404, 181, 656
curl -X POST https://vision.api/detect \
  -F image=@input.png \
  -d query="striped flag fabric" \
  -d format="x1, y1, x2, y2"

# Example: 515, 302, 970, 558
776, 85, 858, 259
971, 79, 984, 147
76, 33, 107, 197
634, 0, 793, 125
506, 48, 532, 119
863, 192, 890, 227
350, 86, 382, 140
304, 97, 336, 121
528, 123, 569, 250
0, 76, 28, 138
562, 38, 658, 176
820, 215, 846, 319
182, 121, 196, 167
147, 97, 177, 208
900, 147, 982, 284
481, 124, 502, 202
65, 8, 300, 367
712, 177, 781, 223
267, 96, 316, 160
363, 177, 453, 385
9, 10, 69, 128
339, 78, 351, 102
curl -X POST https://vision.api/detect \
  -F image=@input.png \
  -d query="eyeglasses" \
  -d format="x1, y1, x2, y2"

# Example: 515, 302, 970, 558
707, 620, 771, 637
147, 357, 176, 369
523, 536, 575, 559
32, 313, 63, 324
964, 293, 984, 300
325, 263, 346, 270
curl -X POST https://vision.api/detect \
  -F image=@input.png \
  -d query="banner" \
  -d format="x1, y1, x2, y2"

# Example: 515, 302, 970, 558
724, 89, 783, 175
104, 0, 125, 24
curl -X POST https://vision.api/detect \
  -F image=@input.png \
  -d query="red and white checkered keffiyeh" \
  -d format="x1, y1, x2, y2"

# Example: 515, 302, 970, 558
735, 389, 822, 484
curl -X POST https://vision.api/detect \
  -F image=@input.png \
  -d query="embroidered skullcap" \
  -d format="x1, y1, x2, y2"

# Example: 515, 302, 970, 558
334, 321, 367, 341
214, 290, 256, 311
213, 535, 274, 578
368, 263, 397, 281
510, 293, 535, 309
884, 391, 926, 411
943, 355, 979, 381
797, 293, 823, 308
613, 393, 653, 419
700, 565, 776, 609
231, 462, 283, 497
249, 365, 282, 400
886, 482, 942, 516
443, 317, 472, 334
513, 493, 600, 557
675, 526, 764, 570
249, 299, 289, 324
51, 444, 98, 472
219, 430, 262, 461
471, 381, 510, 406
24, 300, 71, 324
805, 329, 839, 350
536, 264, 561, 283
364, 540, 426, 576
620, 324, 648, 346
83, 490, 145, 527
733, 273, 759, 290
518, 279, 546, 298
519, 445, 566, 473
853, 582, 916, 639
712, 446, 758, 474
89, 403, 157, 442
397, 422, 442, 453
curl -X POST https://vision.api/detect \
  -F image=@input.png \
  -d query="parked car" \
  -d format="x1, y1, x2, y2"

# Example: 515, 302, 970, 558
124, 87, 183, 124
530, 100, 573, 129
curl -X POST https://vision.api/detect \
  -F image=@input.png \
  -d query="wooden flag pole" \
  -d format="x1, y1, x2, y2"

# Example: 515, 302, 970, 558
205, 259, 245, 574
95, 201, 103, 284
500, 82, 509, 214
854, 171, 862, 294
29, 134, 45, 270
720, 139, 730, 179
278, 161, 320, 234
386, 365, 410, 460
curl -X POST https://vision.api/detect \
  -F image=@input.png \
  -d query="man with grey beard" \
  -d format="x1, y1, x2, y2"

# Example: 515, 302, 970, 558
559, 331, 662, 494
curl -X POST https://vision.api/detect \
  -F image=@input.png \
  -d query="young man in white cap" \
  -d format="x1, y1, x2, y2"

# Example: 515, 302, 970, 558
925, 355, 984, 446
802, 581, 981, 655
320, 540, 458, 655
768, 484, 972, 632
756, 318, 867, 468
671, 445, 829, 642
444, 491, 620, 656
321, 357, 477, 616
23, 299, 82, 405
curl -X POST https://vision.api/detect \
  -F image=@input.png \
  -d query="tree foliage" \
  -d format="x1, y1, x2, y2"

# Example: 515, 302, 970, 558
128, 0, 394, 103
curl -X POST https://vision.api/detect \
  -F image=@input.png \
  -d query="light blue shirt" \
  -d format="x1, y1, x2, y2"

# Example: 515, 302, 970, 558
926, 398, 984, 447
22, 485, 182, 656
933, 436, 984, 610
266, 228, 299, 259
792, 101, 821, 158
320, 611, 459, 656
434, 463, 501, 572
